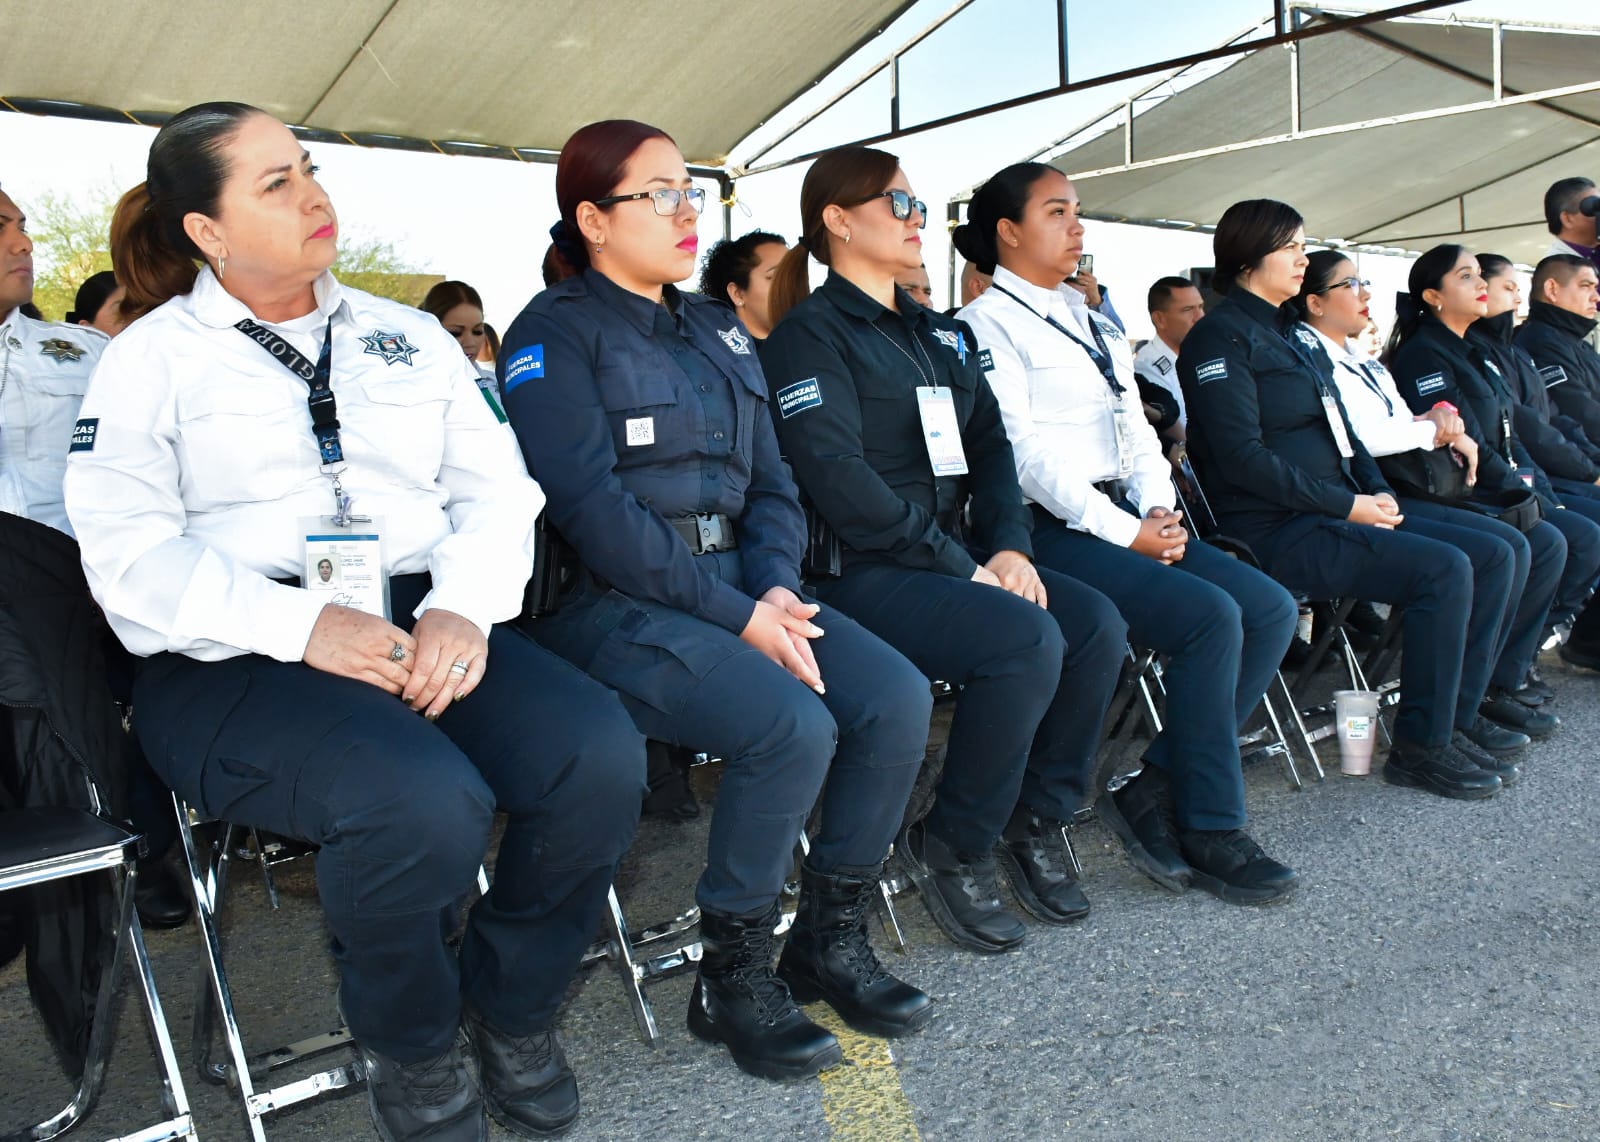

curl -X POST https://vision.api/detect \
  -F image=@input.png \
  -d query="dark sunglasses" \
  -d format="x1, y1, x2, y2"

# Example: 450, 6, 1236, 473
855, 189, 927, 229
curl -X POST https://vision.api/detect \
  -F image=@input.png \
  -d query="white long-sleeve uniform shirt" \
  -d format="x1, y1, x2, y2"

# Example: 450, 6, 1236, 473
959, 265, 1174, 548
0, 307, 107, 535
1132, 335, 1187, 427
1304, 323, 1436, 459
64, 268, 544, 662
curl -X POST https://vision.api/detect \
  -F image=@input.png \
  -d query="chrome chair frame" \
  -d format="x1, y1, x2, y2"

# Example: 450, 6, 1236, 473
0, 807, 194, 1142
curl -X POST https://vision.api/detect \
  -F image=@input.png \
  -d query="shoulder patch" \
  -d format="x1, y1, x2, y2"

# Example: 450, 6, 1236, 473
1154, 356, 1172, 375
1541, 364, 1568, 387
776, 378, 824, 419
1195, 358, 1228, 384
69, 417, 99, 453
1415, 372, 1447, 396
978, 348, 994, 372
503, 344, 544, 393
719, 327, 752, 355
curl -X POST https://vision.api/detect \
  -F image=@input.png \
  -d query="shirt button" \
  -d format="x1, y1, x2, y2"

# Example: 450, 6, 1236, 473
700, 384, 711, 392
713, 430, 725, 440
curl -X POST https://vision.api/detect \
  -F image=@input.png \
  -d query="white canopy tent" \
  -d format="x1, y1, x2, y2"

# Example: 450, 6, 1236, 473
973, 6, 1600, 267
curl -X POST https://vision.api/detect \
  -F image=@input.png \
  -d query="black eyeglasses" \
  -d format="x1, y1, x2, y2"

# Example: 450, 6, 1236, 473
855, 189, 927, 229
1318, 276, 1371, 294
592, 187, 707, 216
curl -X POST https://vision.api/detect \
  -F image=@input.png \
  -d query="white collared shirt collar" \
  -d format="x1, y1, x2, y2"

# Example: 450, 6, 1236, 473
189, 266, 348, 329
991, 264, 1087, 328
1306, 322, 1358, 365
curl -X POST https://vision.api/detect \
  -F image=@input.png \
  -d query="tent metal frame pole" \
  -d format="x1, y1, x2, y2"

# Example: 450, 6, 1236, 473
734, 0, 1453, 178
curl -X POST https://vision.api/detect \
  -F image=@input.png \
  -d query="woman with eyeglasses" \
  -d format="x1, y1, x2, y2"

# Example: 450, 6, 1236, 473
954, 162, 1299, 906
1178, 200, 1509, 801
1292, 250, 1561, 741
759, 145, 1127, 954
1386, 245, 1600, 676
499, 121, 935, 1083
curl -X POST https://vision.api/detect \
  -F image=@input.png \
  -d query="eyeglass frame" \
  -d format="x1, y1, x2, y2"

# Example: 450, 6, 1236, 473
853, 189, 928, 229
591, 187, 708, 216
1319, 276, 1371, 294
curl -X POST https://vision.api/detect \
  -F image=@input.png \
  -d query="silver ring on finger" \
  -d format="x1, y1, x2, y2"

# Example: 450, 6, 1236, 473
389, 641, 408, 663
449, 661, 470, 675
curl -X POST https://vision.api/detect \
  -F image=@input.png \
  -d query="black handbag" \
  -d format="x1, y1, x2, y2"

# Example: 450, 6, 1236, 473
1376, 446, 1471, 503
1459, 486, 1545, 534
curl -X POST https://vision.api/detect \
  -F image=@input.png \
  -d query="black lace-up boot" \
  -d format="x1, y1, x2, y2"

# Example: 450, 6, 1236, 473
464, 1008, 579, 1137
359, 1037, 485, 1142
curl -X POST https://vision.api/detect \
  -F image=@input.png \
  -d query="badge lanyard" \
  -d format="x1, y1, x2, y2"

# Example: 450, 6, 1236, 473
867, 321, 969, 476
234, 317, 361, 525
1282, 327, 1356, 460
1343, 359, 1393, 416
991, 283, 1136, 476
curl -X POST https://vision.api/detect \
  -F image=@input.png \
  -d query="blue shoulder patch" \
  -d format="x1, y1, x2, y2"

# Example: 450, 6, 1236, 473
1541, 364, 1568, 387
69, 417, 99, 453
776, 378, 824, 419
978, 348, 994, 372
502, 344, 544, 393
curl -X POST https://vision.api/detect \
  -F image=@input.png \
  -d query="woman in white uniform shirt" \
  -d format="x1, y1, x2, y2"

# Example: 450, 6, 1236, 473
957, 162, 1299, 906
65, 103, 645, 1142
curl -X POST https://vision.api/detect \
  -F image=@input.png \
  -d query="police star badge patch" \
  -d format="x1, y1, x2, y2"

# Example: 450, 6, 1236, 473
719, 327, 752, 355
39, 338, 85, 362
360, 330, 419, 366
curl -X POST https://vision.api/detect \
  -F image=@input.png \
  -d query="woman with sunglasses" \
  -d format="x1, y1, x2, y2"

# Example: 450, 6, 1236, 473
1179, 200, 1509, 801
759, 146, 1127, 953
1292, 250, 1560, 741
1386, 245, 1600, 677
499, 121, 935, 1082
955, 162, 1299, 906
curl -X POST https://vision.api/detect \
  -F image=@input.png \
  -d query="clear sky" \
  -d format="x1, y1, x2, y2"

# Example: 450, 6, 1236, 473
0, 0, 1592, 340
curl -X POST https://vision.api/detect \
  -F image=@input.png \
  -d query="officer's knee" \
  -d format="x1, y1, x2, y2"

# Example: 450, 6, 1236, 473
1254, 579, 1300, 639
544, 688, 649, 807
842, 651, 934, 759
1063, 589, 1128, 670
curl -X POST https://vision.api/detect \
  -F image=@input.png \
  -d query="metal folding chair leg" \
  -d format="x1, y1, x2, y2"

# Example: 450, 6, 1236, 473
581, 888, 701, 1048
1274, 670, 1325, 781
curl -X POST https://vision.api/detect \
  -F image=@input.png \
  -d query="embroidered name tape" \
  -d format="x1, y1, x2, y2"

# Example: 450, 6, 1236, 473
777, 378, 824, 418
1541, 364, 1568, 387
978, 348, 994, 372
69, 417, 99, 453
503, 345, 545, 392
1415, 373, 1447, 396
1195, 359, 1228, 384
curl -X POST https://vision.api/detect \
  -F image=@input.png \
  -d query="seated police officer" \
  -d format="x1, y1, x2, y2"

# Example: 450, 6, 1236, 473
1386, 245, 1599, 712
499, 121, 935, 1082
955, 162, 1299, 905
1293, 251, 1558, 753
66, 103, 647, 1142
759, 145, 1128, 951
1179, 200, 1504, 801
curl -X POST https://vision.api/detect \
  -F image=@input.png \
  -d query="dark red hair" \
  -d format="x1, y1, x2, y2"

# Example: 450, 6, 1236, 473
553, 120, 675, 272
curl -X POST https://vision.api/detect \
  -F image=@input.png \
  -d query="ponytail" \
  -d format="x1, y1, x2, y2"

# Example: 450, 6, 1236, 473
766, 241, 814, 328
1383, 243, 1467, 364
1382, 292, 1429, 365
954, 162, 1053, 277
110, 182, 199, 323
950, 221, 997, 277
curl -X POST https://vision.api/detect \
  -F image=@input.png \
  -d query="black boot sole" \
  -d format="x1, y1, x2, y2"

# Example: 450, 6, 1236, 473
778, 967, 936, 1039
686, 1001, 844, 1081
992, 845, 1091, 925
1381, 765, 1500, 800
482, 1090, 578, 1140
1094, 794, 1192, 895
1187, 869, 1297, 907
365, 1086, 488, 1142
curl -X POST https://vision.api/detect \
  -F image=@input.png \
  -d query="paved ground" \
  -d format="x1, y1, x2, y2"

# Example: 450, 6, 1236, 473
4, 650, 1599, 1141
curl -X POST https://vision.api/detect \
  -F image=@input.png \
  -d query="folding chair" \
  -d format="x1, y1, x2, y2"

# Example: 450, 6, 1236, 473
1, 806, 194, 1142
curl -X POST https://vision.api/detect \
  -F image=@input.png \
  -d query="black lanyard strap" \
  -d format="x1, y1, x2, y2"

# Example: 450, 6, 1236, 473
991, 283, 1124, 396
1343, 359, 1393, 416
234, 317, 342, 465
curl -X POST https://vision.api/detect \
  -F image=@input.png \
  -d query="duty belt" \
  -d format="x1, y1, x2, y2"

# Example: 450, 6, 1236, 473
671, 512, 738, 554
1093, 479, 1125, 500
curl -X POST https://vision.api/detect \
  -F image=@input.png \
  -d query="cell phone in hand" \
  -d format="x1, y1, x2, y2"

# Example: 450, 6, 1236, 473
1076, 253, 1094, 275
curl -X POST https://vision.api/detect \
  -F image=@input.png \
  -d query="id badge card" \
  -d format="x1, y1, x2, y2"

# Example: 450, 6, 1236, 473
915, 387, 969, 476
300, 516, 391, 620
1321, 392, 1355, 459
1111, 401, 1138, 478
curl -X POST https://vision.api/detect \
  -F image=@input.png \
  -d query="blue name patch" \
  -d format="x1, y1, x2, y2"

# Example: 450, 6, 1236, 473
1415, 372, 1446, 396
776, 378, 824, 419
978, 348, 994, 372
69, 417, 98, 453
503, 345, 545, 392
1541, 365, 1568, 387
1195, 358, 1228, 384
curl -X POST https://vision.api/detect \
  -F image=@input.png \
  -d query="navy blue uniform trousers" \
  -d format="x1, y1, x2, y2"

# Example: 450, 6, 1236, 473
1238, 515, 1489, 748
812, 553, 1126, 857
1028, 516, 1298, 831
134, 576, 646, 1065
1398, 499, 1559, 692
528, 550, 931, 918
1546, 478, 1600, 621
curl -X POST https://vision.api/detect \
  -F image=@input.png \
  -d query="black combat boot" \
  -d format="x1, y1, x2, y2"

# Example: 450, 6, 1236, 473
687, 901, 843, 1080
777, 863, 935, 1038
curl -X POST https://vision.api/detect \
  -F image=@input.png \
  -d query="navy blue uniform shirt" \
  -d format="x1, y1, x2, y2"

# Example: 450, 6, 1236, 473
757, 272, 1033, 579
499, 268, 805, 635
1177, 288, 1391, 536
1516, 302, 1600, 446
1472, 312, 1600, 484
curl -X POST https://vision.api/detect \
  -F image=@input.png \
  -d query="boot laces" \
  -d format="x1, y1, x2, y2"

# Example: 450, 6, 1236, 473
958, 855, 1005, 909
724, 925, 796, 1025
387, 1050, 467, 1109
829, 898, 890, 986
498, 1029, 555, 1072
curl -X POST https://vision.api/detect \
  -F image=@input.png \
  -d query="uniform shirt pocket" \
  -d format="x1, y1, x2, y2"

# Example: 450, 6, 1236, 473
596, 364, 682, 456
1019, 340, 1108, 429
177, 383, 309, 505
21, 366, 88, 462
350, 375, 449, 479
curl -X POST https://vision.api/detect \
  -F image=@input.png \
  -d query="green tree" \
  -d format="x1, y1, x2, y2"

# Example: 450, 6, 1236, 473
21, 183, 435, 318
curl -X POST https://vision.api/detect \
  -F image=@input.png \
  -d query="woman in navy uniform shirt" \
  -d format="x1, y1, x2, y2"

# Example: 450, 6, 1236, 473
759, 146, 1126, 954
499, 121, 934, 1083
1179, 199, 1512, 801
66, 103, 645, 1142
956, 162, 1299, 906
